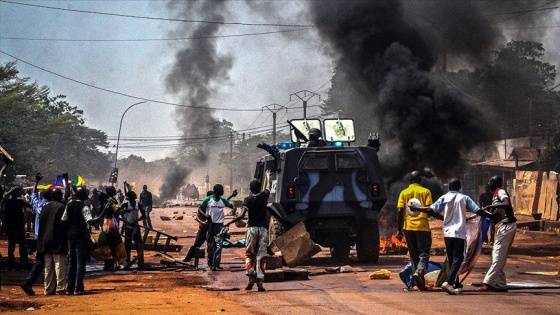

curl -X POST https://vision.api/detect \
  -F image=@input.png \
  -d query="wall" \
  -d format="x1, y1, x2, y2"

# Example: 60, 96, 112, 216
513, 171, 559, 220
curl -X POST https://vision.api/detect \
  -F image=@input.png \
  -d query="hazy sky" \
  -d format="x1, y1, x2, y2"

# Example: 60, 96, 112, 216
2, 0, 560, 165
0, 0, 333, 161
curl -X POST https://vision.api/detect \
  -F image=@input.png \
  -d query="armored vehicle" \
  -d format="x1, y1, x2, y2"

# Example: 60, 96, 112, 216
254, 119, 387, 263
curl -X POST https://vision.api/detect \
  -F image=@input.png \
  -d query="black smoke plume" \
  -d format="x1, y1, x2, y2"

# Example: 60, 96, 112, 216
163, 1, 233, 194
159, 164, 190, 200
165, 0, 233, 164
310, 1, 495, 179
309, 1, 555, 237
309, 0, 554, 181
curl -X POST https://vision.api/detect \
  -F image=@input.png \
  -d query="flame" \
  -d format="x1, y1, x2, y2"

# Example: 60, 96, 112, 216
379, 233, 407, 254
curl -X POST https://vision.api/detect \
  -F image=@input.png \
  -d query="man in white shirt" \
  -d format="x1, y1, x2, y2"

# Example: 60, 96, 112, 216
200, 184, 235, 271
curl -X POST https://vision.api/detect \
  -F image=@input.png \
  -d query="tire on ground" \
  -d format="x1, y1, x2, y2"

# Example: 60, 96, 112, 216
356, 219, 380, 263
329, 242, 351, 262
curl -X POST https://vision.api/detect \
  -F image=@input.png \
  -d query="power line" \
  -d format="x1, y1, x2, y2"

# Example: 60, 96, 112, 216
487, 2, 559, 16
0, 28, 313, 42
108, 133, 232, 142
502, 25, 560, 30
440, 74, 492, 104
0, 0, 314, 27
492, 1, 560, 24
0, 50, 258, 112
545, 82, 560, 91
1, 50, 326, 114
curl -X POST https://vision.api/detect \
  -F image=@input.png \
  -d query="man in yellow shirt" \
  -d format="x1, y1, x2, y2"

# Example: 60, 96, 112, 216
397, 171, 433, 291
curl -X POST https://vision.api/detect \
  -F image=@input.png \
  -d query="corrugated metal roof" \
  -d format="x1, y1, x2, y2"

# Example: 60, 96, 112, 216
510, 147, 540, 161
472, 159, 535, 168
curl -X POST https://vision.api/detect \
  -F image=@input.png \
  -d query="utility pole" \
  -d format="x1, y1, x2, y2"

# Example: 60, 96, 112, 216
114, 101, 147, 186
528, 98, 533, 147
290, 90, 320, 120
230, 132, 234, 195
262, 104, 286, 145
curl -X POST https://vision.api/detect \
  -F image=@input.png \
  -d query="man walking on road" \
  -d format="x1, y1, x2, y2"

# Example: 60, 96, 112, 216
397, 171, 433, 291
183, 191, 213, 263
139, 185, 153, 229
201, 184, 235, 271
478, 175, 517, 293
226, 179, 270, 292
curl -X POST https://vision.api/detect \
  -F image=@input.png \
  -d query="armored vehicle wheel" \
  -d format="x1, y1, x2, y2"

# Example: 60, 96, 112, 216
356, 219, 380, 263
268, 215, 285, 245
329, 242, 351, 261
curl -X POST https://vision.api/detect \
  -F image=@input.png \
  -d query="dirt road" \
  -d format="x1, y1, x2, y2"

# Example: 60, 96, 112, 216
1, 205, 559, 314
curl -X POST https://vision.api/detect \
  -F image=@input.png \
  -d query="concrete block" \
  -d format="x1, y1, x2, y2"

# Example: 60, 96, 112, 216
266, 255, 283, 270
274, 222, 321, 267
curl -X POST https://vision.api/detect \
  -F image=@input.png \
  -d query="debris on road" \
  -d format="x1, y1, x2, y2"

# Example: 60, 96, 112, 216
369, 269, 391, 279
324, 265, 364, 274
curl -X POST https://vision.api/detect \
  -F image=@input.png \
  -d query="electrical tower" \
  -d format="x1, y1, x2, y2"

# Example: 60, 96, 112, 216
290, 90, 320, 120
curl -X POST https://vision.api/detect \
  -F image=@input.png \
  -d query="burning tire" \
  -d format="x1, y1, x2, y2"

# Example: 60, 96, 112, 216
356, 219, 380, 263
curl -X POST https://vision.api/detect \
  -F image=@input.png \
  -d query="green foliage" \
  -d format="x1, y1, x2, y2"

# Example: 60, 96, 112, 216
0, 62, 111, 184
535, 109, 560, 172
535, 132, 560, 172
477, 40, 557, 138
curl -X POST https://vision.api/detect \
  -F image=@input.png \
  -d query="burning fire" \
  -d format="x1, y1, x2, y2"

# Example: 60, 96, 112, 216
379, 234, 408, 255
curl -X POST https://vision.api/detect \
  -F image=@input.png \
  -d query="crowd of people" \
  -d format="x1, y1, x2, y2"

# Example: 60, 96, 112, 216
0, 172, 154, 296
1, 165, 518, 296
399, 171, 517, 295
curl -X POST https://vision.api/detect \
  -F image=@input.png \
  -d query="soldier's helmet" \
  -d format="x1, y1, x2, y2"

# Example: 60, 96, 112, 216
308, 128, 322, 141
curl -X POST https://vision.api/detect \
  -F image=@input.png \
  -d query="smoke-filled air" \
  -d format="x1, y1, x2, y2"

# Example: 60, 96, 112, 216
162, 0, 233, 197
309, 0, 556, 181
157, 0, 557, 198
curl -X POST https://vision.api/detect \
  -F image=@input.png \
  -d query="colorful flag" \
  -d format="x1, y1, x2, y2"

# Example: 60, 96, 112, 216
54, 175, 65, 187
72, 175, 85, 186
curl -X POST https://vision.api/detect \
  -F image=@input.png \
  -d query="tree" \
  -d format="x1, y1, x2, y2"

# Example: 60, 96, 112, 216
535, 104, 560, 172
0, 62, 112, 184
479, 40, 557, 138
